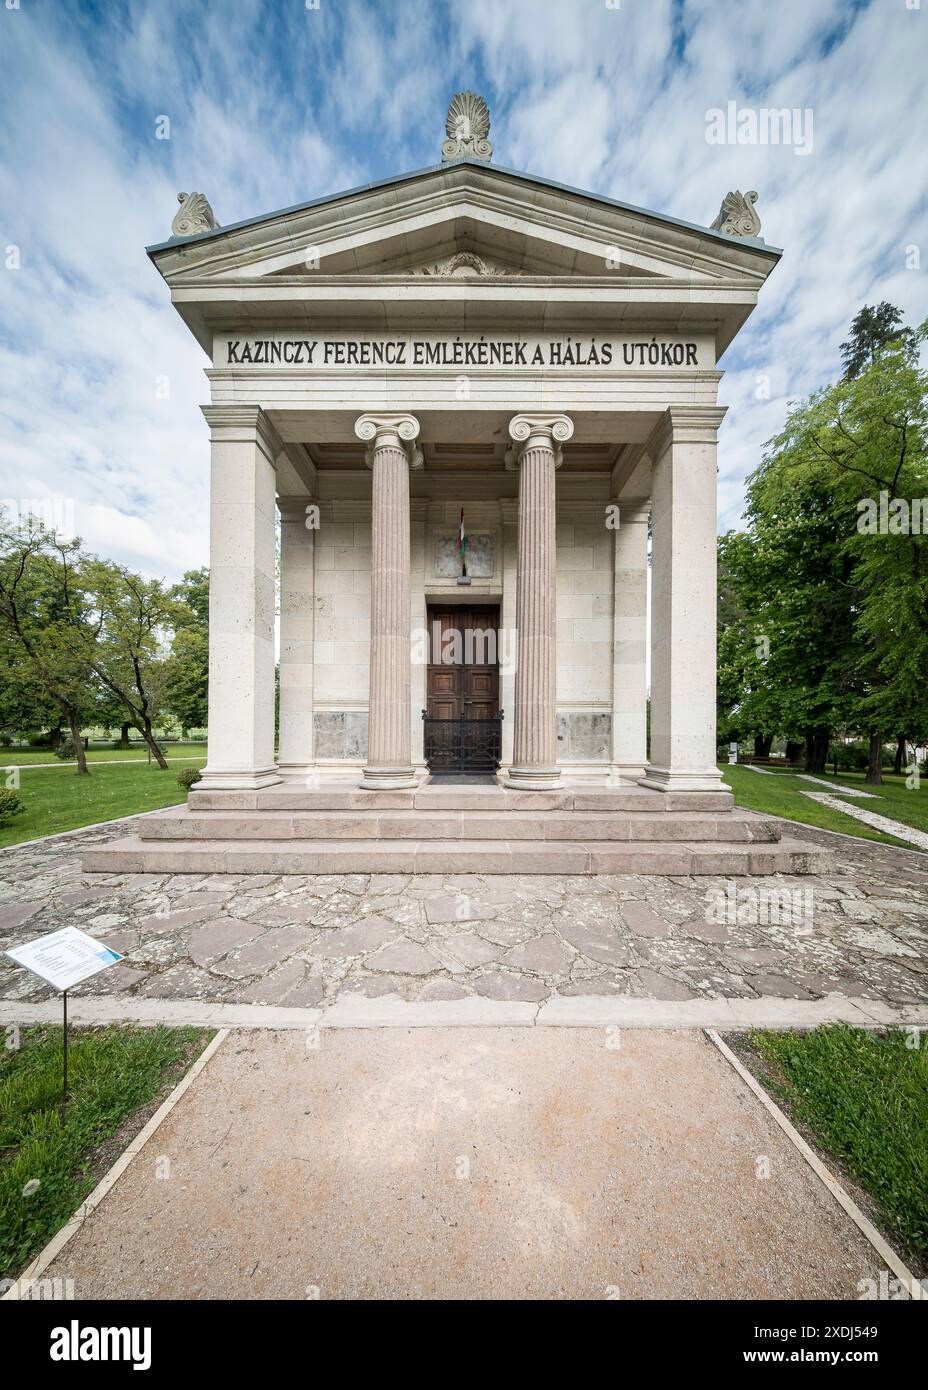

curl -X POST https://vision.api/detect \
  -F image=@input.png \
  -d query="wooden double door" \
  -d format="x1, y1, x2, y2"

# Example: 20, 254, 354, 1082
425, 605, 501, 772
426, 605, 500, 718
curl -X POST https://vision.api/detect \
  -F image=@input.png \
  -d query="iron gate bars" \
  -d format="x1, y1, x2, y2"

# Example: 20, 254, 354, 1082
421, 711, 504, 772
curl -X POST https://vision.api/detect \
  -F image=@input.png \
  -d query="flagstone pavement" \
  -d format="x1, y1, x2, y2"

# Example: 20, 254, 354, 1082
1, 814, 927, 1011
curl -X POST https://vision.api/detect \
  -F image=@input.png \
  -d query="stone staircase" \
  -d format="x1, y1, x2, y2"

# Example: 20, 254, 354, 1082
81, 779, 830, 876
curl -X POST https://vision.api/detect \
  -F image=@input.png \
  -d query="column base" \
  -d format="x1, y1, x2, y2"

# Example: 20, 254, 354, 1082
609, 762, 647, 783
198, 766, 282, 791
359, 766, 417, 791
503, 766, 562, 791
637, 763, 724, 793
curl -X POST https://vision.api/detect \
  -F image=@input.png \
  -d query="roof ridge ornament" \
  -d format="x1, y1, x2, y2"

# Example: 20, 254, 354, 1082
709, 189, 762, 238
442, 91, 493, 163
171, 192, 220, 238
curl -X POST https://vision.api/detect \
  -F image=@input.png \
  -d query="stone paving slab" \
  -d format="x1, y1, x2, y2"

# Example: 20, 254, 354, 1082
1, 815, 927, 1011
40, 1029, 892, 1299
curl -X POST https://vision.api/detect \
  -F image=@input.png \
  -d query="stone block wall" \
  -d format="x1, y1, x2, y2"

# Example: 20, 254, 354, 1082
555, 512, 614, 763
288, 495, 637, 772
312, 504, 371, 761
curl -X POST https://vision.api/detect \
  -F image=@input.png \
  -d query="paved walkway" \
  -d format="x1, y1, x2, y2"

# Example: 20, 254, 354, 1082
1, 815, 927, 1015
40, 1029, 892, 1299
801, 792, 928, 853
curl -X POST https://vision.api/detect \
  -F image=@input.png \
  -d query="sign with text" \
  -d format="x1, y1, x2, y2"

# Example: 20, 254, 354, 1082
6, 927, 123, 992
214, 332, 711, 371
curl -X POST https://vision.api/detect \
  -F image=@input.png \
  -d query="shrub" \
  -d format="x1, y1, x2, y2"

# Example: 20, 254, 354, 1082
0, 788, 24, 827
54, 738, 77, 761
176, 767, 202, 790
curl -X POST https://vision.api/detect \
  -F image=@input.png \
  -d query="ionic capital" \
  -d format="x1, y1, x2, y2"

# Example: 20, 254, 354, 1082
505, 413, 574, 470
355, 413, 423, 470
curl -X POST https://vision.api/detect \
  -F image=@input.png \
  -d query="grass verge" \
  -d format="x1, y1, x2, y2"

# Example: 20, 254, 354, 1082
740, 1024, 928, 1267
721, 765, 925, 850
0, 759, 207, 848
0, 1024, 213, 1280
0, 743, 206, 766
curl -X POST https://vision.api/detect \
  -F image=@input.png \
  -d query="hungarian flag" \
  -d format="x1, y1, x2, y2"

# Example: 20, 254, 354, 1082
458, 507, 467, 575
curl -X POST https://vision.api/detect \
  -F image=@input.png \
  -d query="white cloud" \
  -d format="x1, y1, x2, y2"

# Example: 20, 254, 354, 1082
0, 0, 925, 578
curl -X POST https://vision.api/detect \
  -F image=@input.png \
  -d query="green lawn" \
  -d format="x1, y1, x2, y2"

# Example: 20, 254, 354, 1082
1, 742, 206, 766
745, 1025, 928, 1262
0, 1025, 212, 1280
721, 764, 926, 850
0, 758, 206, 847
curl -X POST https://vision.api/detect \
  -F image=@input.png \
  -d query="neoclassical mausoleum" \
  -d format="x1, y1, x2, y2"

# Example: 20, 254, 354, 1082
85, 95, 824, 876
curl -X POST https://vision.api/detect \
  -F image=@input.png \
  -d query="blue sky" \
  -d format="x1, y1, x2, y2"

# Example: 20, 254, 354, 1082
1, 0, 926, 578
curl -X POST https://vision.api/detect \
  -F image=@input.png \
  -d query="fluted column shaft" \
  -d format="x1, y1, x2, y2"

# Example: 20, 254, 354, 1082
355, 414, 421, 790
504, 414, 573, 791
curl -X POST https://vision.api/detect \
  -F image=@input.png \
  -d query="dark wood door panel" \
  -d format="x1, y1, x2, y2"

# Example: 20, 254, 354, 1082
426, 605, 501, 768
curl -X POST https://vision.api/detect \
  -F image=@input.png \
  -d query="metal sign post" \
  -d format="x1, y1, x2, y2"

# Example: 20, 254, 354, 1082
5, 929, 124, 1112
61, 989, 69, 1114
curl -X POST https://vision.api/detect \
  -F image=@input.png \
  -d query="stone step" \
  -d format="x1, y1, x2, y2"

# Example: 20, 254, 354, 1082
187, 785, 736, 814
82, 836, 829, 877
138, 806, 778, 844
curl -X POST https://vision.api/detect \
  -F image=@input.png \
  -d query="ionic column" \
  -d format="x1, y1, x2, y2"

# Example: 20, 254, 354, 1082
410, 499, 429, 770
277, 497, 315, 771
499, 499, 519, 769
355, 413, 422, 790
503, 413, 574, 791
611, 498, 649, 779
640, 406, 727, 793
199, 405, 280, 790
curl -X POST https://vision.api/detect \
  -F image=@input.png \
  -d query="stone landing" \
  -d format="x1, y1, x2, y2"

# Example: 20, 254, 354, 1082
81, 777, 830, 876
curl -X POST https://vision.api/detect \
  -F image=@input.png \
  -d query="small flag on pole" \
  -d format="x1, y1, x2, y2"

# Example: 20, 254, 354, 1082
459, 507, 467, 576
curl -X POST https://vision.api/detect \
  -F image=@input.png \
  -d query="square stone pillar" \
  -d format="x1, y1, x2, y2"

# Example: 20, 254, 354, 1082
355, 413, 422, 790
640, 406, 727, 793
611, 497, 649, 779
503, 413, 573, 791
200, 405, 281, 790
278, 497, 315, 770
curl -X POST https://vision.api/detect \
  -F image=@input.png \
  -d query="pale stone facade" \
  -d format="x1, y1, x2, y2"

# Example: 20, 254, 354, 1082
146, 109, 779, 798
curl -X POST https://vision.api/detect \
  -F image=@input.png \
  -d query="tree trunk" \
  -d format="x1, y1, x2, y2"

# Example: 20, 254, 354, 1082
67, 709, 89, 775
120, 721, 131, 748
140, 717, 169, 769
806, 731, 829, 774
865, 732, 883, 786
784, 740, 803, 765
803, 731, 814, 772
893, 735, 907, 776
49, 726, 62, 750
754, 734, 773, 759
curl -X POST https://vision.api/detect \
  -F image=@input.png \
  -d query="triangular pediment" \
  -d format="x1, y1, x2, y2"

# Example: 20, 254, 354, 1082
149, 160, 779, 289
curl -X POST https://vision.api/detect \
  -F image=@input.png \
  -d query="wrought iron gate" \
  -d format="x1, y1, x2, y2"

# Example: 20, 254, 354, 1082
422, 711, 504, 773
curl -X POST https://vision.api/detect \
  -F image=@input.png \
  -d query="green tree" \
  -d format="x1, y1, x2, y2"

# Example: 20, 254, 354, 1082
165, 569, 209, 731
0, 523, 96, 774
737, 319, 928, 783
80, 562, 180, 769
840, 301, 910, 380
